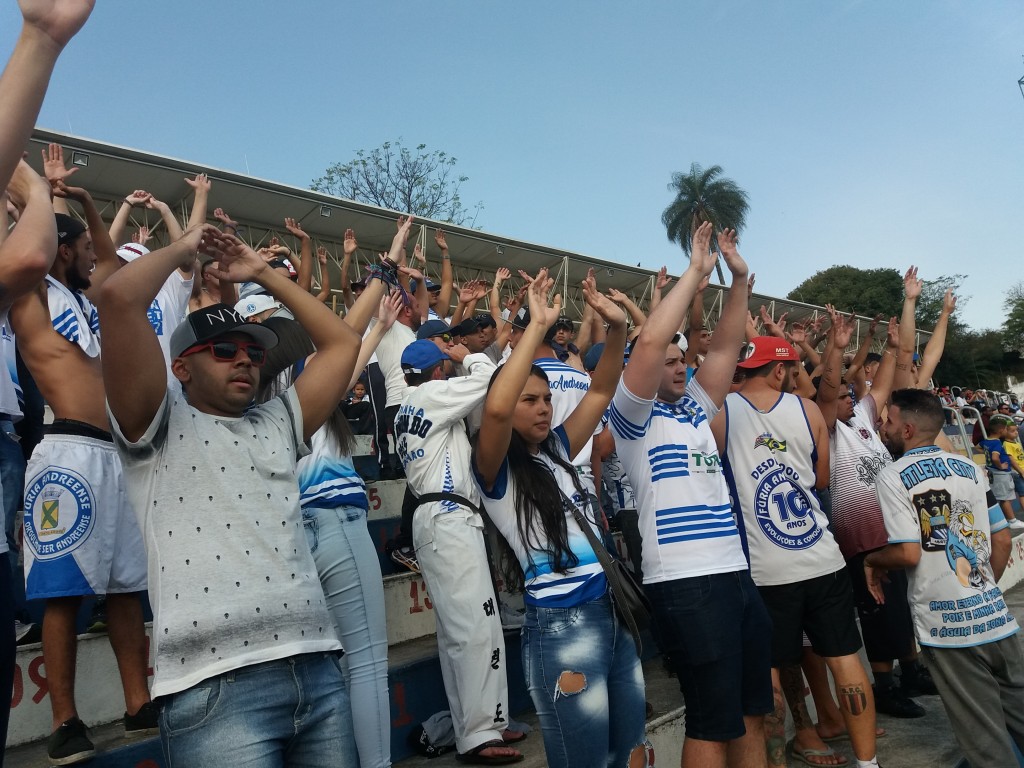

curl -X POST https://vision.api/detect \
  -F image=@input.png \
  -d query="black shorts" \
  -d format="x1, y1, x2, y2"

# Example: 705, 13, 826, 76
757, 568, 862, 666
847, 550, 916, 663
646, 570, 774, 741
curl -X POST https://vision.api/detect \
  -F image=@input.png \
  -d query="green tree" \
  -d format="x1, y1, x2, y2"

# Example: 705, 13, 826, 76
1003, 281, 1024, 354
787, 266, 903, 318
662, 163, 748, 283
312, 139, 482, 226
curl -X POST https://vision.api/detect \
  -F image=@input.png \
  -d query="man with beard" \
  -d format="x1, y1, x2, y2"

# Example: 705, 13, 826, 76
866, 389, 1022, 767
11, 205, 154, 764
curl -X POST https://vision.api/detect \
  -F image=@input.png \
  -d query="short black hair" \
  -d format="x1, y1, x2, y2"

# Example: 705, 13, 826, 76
890, 388, 944, 438
865, 352, 882, 364
404, 363, 443, 387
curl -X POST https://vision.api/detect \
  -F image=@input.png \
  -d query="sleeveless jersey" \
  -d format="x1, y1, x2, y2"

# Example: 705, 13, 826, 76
722, 391, 844, 586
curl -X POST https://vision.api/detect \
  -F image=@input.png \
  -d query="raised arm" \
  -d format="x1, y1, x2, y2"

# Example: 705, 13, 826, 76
342, 216, 414, 334
622, 221, 715, 400
314, 246, 331, 303
53, 181, 119, 295
894, 266, 920, 390
184, 173, 211, 231
41, 142, 77, 215
213, 207, 238, 236
560, 275, 627, 458
694, 228, 750, 406
607, 287, 646, 329
490, 267, 510, 327
0, 160, 59, 310
434, 229, 454, 318
915, 288, 955, 389
108, 189, 151, 246
346, 292, 403, 391
475, 270, 561, 488
145, 194, 184, 242
867, 317, 899, 414
649, 266, 669, 314
100, 225, 214, 440
283, 217, 314, 293
205, 231, 361, 441
816, 311, 853, 431
340, 228, 357, 309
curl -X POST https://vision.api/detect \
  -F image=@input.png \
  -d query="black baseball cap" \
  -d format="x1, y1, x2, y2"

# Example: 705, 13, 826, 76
55, 213, 87, 247
170, 303, 278, 358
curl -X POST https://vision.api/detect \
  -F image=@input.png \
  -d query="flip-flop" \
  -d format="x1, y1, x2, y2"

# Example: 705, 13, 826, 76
502, 729, 528, 744
788, 739, 848, 767
820, 727, 887, 743
455, 739, 525, 765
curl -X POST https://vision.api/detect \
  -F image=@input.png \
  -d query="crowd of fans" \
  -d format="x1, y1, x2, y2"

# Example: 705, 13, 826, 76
1, 4, 1023, 768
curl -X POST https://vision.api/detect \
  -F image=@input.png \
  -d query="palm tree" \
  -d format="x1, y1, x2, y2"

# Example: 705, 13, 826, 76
662, 163, 749, 283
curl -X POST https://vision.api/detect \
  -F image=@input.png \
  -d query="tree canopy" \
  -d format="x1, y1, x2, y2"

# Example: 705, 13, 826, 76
662, 163, 748, 283
311, 139, 482, 226
1003, 281, 1024, 355
787, 266, 903, 319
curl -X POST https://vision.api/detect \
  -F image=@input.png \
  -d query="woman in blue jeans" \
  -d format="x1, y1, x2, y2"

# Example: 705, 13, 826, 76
259, 308, 400, 768
472, 271, 645, 768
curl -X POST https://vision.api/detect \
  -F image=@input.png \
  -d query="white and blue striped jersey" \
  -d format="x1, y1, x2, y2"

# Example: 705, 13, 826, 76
722, 391, 844, 586
608, 377, 748, 584
45, 275, 100, 357
475, 426, 607, 607
296, 426, 368, 512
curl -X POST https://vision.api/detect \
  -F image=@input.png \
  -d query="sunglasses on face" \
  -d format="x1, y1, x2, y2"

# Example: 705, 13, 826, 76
432, 333, 452, 343
182, 340, 267, 366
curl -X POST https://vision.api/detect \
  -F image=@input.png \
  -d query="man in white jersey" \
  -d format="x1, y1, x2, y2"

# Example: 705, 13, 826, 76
394, 339, 525, 763
608, 223, 772, 768
818, 315, 938, 718
866, 389, 1023, 767
99, 224, 363, 766
714, 336, 880, 768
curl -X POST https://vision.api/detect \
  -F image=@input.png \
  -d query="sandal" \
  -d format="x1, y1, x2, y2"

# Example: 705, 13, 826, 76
502, 729, 527, 744
455, 739, 525, 765
788, 739, 848, 767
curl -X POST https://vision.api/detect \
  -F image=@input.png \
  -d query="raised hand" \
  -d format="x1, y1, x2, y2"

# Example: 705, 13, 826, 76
526, 267, 560, 327
831, 311, 853, 350
583, 273, 626, 329
343, 228, 358, 256
886, 317, 899, 349
316, 246, 329, 265
868, 313, 882, 336
144, 195, 170, 212
434, 229, 448, 251
124, 189, 150, 207
747, 273, 756, 298
697, 275, 711, 292
19, 0, 95, 49
213, 207, 238, 228
376, 291, 404, 330
787, 321, 808, 345
202, 230, 271, 284
284, 217, 308, 240
718, 228, 748, 277
494, 266, 511, 284
396, 215, 414, 249
690, 220, 716, 277
655, 265, 669, 290
942, 288, 957, 314
903, 266, 922, 300
412, 243, 426, 265
51, 179, 87, 202
517, 269, 535, 285
607, 287, 628, 304
132, 226, 151, 246
42, 143, 77, 184
184, 173, 211, 193
5, 158, 50, 210
399, 265, 424, 283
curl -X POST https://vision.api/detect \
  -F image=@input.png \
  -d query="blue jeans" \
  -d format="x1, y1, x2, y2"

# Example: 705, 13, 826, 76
0, 422, 24, 569
303, 505, 391, 768
521, 593, 647, 768
159, 653, 356, 767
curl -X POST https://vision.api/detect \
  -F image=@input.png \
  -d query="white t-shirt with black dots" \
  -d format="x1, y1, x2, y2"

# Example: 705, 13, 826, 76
109, 388, 340, 698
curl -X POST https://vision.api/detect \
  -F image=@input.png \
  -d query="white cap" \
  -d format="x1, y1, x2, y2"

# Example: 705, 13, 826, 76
235, 294, 281, 320
116, 243, 150, 263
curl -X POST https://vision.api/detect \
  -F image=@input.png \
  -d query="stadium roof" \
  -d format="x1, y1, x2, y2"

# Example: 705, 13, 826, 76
25, 128, 928, 348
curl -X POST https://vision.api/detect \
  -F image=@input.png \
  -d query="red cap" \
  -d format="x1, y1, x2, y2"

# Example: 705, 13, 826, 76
736, 336, 801, 369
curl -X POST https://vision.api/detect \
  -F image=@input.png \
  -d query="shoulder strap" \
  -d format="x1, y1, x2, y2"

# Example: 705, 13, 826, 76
415, 491, 483, 515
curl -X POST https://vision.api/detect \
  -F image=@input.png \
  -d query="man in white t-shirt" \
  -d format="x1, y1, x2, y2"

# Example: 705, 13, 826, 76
609, 224, 772, 768
866, 388, 1024, 767
100, 224, 363, 766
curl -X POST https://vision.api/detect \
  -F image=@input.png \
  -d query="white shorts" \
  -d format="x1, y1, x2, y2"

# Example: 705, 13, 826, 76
23, 431, 146, 599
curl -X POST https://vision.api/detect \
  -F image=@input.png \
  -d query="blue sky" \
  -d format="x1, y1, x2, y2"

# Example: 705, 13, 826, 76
2, 0, 1022, 330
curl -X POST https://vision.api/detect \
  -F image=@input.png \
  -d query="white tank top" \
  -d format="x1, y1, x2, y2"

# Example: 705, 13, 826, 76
722, 391, 844, 586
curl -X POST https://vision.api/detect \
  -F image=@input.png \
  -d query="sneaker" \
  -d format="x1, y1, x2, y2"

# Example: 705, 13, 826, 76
390, 545, 420, 574
47, 717, 95, 766
1008, 518, 1024, 533
15, 620, 42, 646
124, 701, 159, 736
899, 664, 939, 697
873, 684, 926, 718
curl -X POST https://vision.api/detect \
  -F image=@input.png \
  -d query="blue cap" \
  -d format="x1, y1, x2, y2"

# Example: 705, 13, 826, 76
401, 339, 450, 374
416, 319, 451, 340
583, 342, 627, 372
410, 278, 441, 293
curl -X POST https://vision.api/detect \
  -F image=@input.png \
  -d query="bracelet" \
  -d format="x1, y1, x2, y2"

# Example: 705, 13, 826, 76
442, 254, 450, 259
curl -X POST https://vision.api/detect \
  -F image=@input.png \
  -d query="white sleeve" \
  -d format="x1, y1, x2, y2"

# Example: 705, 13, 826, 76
608, 378, 653, 442
685, 376, 720, 421
876, 467, 921, 544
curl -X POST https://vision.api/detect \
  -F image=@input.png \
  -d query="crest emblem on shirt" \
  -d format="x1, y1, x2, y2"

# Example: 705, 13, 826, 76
858, 428, 871, 440
912, 489, 951, 552
754, 432, 787, 453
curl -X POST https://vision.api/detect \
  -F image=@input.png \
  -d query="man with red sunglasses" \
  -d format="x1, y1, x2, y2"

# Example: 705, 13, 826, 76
98, 223, 363, 766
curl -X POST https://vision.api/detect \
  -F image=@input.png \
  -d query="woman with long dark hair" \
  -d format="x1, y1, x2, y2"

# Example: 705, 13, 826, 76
472, 270, 644, 768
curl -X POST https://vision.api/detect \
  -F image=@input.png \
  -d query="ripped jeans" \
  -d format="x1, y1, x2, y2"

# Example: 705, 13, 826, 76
521, 592, 647, 768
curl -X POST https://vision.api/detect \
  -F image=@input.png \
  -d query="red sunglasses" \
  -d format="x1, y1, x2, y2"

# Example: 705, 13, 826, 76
181, 340, 267, 366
